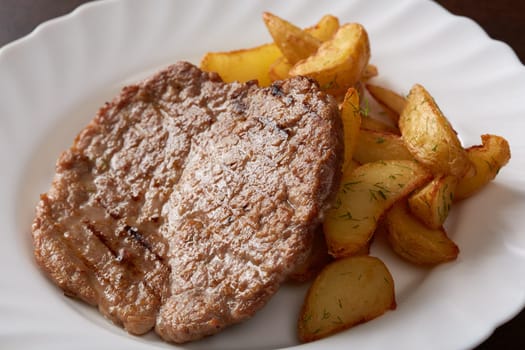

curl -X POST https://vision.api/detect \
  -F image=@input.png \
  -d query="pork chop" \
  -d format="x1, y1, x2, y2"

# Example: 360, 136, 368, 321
32, 61, 343, 343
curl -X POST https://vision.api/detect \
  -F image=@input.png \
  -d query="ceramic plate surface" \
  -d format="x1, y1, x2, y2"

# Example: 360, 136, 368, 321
1, 0, 525, 349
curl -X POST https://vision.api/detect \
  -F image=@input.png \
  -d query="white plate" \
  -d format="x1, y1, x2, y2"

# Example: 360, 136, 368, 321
1, 0, 525, 349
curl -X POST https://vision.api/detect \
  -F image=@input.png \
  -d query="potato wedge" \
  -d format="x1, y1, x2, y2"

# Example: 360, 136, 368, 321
399, 84, 471, 177
361, 64, 379, 82
455, 134, 511, 200
289, 23, 371, 95
344, 159, 361, 175
324, 160, 432, 258
263, 12, 321, 65
268, 56, 292, 81
360, 115, 400, 134
366, 83, 406, 123
298, 256, 395, 342
408, 175, 457, 229
353, 129, 413, 164
268, 15, 340, 82
386, 201, 459, 265
340, 88, 362, 171
289, 228, 332, 283
305, 14, 340, 42
200, 43, 281, 87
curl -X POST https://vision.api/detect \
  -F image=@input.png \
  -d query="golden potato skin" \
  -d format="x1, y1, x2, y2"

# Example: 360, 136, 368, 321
360, 115, 400, 134
408, 175, 457, 229
200, 43, 282, 87
455, 134, 511, 200
324, 160, 432, 258
305, 14, 340, 42
386, 201, 459, 265
399, 84, 471, 177
298, 256, 395, 342
289, 23, 371, 96
340, 88, 362, 172
263, 12, 321, 65
267, 14, 340, 83
366, 83, 406, 123
353, 129, 414, 164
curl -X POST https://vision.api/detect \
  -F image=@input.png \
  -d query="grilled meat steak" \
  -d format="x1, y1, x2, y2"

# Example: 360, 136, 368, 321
32, 61, 343, 343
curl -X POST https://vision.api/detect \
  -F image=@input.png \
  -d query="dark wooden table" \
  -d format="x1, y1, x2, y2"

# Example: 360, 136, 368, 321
1, 0, 524, 349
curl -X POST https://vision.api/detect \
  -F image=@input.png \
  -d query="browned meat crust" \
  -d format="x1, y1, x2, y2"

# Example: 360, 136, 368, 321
32, 61, 343, 343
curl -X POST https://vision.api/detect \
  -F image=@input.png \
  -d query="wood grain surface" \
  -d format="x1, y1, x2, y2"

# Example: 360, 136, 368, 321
0, 0, 523, 349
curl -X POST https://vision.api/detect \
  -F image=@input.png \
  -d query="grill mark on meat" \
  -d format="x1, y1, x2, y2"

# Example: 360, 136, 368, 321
122, 224, 166, 264
270, 84, 284, 97
33, 201, 99, 305
85, 222, 119, 259
95, 224, 165, 292
125, 225, 151, 250
32, 62, 343, 343
60, 220, 167, 333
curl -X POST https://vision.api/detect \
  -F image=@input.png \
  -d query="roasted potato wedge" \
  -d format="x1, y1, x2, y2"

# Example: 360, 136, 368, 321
289, 23, 371, 95
455, 134, 511, 200
344, 159, 361, 175
353, 129, 413, 164
204, 14, 339, 85
360, 115, 400, 134
340, 88, 362, 171
263, 12, 321, 65
268, 56, 292, 81
366, 83, 406, 123
268, 15, 340, 82
361, 64, 379, 82
200, 43, 281, 87
386, 201, 459, 265
399, 84, 471, 177
305, 14, 340, 42
408, 175, 457, 229
298, 256, 395, 342
324, 160, 432, 258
